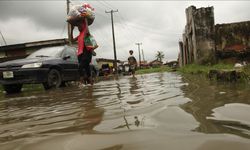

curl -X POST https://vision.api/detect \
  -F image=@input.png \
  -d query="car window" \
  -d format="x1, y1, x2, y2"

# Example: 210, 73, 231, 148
62, 47, 77, 62
27, 46, 64, 58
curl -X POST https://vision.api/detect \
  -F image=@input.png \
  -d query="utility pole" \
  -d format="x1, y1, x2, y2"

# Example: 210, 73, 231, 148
141, 49, 145, 62
0, 30, 7, 46
135, 43, 142, 69
105, 9, 118, 74
66, 0, 72, 45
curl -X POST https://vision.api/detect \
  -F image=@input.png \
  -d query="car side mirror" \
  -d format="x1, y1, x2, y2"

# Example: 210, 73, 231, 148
63, 55, 71, 60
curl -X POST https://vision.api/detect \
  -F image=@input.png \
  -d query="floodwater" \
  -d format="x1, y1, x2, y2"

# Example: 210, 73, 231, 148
0, 72, 250, 150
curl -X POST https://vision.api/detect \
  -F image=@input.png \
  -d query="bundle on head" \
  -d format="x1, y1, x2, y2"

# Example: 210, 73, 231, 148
67, 3, 95, 26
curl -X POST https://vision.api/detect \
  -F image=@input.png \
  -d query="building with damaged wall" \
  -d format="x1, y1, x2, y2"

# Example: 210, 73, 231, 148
179, 6, 250, 67
179, 6, 216, 66
215, 21, 250, 63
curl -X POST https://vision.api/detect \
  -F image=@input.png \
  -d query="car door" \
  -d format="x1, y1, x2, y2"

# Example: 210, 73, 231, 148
61, 47, 79, 81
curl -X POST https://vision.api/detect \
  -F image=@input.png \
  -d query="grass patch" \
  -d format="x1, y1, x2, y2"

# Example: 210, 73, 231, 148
242, 65, 250, 81
177, 63, 250, 83
22, 84, 44, 91
136, 66, 172, 74
177, 63, 234, 74
0, 84, 44, 94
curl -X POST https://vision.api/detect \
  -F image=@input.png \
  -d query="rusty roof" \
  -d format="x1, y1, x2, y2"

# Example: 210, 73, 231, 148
0, 38, 69, 52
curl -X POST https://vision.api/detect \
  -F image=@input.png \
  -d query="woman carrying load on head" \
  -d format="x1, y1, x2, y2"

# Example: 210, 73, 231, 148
68, 3, 97, 85
70, 18, 98, 85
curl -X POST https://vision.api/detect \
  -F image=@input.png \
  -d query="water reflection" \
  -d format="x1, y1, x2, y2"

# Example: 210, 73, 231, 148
0, 85, 105, 142
129, 77, 140, 95
180, 74, 250, 138
74, 86, 105, 134
115, 82, 130, 130
2, 72, 249, 147
93, 73, 184, 132
134, 116, 140, 127
112, 78, 145, 130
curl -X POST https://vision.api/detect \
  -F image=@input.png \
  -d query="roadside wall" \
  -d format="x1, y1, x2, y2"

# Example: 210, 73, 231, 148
215, 21, 250, 63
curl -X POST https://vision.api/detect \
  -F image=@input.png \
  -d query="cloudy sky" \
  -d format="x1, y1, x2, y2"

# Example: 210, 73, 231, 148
0, 0, 250, 62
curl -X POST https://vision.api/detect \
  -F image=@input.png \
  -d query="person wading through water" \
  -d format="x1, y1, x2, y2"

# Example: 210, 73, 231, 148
71, 18, 97, 85
128, 50, 137, 78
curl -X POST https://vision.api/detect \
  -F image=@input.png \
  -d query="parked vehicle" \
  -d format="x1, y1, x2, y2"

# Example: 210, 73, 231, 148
122, 63, 130, 76
118, 64, 125, 74
0, 45, 80, 94
99, 64, 111, 76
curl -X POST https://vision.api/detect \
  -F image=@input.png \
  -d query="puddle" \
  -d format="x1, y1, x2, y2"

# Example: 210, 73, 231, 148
0, 73, 250, 149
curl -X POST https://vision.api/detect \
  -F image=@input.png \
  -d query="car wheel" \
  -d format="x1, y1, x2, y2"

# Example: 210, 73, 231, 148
3, 84, 23, 94
43, 69, 62, 90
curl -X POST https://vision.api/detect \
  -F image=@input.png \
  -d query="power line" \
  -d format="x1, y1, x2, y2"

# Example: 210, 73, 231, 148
94, 1, 139, 59
91, 22, 113, 48
117, 12, 139, 41
115, 18, 135, 45
99, 1, 114, 10
95, 1, 139, 42
95, 11, 110, 19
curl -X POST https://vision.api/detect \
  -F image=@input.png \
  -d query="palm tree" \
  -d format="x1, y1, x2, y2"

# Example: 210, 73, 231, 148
155, 51, 164, 62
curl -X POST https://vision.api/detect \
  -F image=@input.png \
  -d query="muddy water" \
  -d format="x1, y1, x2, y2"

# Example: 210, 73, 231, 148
0, 72, 250, 150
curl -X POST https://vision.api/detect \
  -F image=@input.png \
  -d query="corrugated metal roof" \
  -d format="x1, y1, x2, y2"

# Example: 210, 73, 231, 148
0, 38, 69, 51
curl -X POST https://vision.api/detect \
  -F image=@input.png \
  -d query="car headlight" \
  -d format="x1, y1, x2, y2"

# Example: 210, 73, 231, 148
21, 62, 43, 68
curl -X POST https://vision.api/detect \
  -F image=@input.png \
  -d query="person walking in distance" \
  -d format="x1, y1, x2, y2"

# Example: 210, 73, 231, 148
128, 50, 137, 78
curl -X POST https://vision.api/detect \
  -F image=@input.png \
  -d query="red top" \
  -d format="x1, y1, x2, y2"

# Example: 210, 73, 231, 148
77, 20, 88, 56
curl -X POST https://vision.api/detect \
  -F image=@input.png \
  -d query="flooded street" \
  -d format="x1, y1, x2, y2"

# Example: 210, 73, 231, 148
0, 72, 250, 150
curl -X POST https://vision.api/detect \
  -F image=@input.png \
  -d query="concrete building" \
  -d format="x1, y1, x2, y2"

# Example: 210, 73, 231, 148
179, 6, 250, 66
149, 59, 163, 67
96, 58, 122, 69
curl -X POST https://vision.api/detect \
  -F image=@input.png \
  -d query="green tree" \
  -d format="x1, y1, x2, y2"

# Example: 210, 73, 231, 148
155, 51, 164, 62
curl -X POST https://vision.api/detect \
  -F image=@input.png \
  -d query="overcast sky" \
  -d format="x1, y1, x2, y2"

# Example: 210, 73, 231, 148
0, 0, 250, 62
